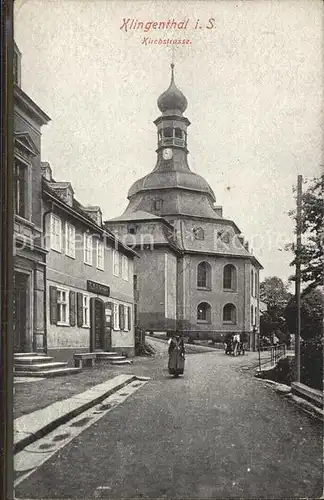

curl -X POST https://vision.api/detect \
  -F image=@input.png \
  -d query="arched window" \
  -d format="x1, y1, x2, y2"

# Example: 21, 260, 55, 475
175, 127, 182, 138
223, 264, 237, 291
197, 262, 211, 289
223, 303, 237, 324
251, 269, 254, 296
197, 302, 211, 323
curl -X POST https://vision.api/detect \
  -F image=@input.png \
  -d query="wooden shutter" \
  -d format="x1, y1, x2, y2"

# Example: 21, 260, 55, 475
128, 306, 131, 331
69, 291, 76, 326
49, 286, 58, 324
119, 304, 124, 331
76, 292, 83, 327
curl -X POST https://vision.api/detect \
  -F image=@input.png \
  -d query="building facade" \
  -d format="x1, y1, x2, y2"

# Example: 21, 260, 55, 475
42, 163, 137, 362
105, 64, 263, 349
13, 43, 50, 353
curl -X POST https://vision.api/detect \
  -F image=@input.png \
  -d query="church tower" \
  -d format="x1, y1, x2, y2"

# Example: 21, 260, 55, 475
105, 65, 262, 349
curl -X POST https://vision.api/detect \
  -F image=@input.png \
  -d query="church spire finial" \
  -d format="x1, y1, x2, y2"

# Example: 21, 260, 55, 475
170, 62, 175, 83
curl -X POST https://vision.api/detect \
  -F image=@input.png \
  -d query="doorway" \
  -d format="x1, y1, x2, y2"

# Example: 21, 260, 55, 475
13, 272, 29, 352
90, 298, 105, 351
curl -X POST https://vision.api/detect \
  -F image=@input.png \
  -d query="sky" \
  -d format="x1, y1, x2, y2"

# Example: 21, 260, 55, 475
14, 0, 323, 285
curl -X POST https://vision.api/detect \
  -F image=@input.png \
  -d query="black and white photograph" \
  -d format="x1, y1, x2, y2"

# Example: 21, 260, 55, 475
4, 0, 324, 498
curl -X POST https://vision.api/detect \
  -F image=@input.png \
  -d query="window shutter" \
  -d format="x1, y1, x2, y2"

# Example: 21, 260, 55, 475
69, 291, 76, 326
49, 286, 58, 324
107, 301, 113, 328
119, 304, 124, 331
76, 292, 83, 327
128, 306, 131, 330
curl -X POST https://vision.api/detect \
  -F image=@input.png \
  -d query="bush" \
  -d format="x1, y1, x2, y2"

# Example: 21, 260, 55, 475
300, 337, 323, 391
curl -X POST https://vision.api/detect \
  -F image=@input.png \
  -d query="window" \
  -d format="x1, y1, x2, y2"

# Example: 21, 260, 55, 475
175, 128, 182, 138
255, 272, 258, 297
193, 227, 204, 240
50, 214, 62, 252
133, 274, 138, 290
57, 289, 69, 325
153, 199, 163, 211
13, 47, 21, 86
122, 255, 129, 281
14, 160, 27, 218
197, 261, 211, 289
124, 306, 129, 331
128, 226, 136, 234
65, 223, 75, 258
113, 303, 119, 330
82, 295, 90, 327
197, 302, 211, 323
223, 264, 237, 291
251, 269, 254, 296
84, 233, 92, 265
96, 241, 104, 270
251, 305, 254, 326
163, 127, 173, 138
113, 250, 120, 276
223, 303, 237, 324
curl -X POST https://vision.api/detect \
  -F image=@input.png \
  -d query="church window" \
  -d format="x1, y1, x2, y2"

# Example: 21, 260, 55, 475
223, 303, 237, 324
197, 261, 212, 289
197, 302, 211, 323
223, 264, 237, 291
193, 227, 204, 240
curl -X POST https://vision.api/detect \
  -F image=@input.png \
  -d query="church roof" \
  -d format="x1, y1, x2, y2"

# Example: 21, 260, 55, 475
107, 210, 163, 222
128, 170, 216, 202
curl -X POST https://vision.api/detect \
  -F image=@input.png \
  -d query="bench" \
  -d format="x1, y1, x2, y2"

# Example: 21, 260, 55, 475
73, 352, 97, 369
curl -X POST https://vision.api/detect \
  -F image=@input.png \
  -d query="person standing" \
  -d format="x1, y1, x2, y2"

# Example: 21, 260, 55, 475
168, 332, 185, 377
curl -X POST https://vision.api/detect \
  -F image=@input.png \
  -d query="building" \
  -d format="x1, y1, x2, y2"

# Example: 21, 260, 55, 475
105, 64, 263, 349
13, 42, 50, 353
42, 163, 138, 362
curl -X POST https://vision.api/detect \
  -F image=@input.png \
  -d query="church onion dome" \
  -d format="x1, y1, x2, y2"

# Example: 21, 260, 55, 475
128, 171, 216, 202
157, 63, 188, 115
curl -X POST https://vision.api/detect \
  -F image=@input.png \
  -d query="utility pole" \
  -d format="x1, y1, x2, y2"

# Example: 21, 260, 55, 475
295, 175, 303, 383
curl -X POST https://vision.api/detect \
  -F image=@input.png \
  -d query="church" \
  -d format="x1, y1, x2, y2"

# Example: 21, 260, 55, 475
105, 64, 262, 350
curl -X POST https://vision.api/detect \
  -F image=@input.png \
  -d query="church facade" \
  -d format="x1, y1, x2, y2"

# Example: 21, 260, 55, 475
105, 65, 262, 349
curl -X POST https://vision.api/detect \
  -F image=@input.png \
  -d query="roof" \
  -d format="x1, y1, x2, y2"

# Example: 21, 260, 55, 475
14, 85, 51, 125
106, 210, 163, 223
42, 179, 139, 258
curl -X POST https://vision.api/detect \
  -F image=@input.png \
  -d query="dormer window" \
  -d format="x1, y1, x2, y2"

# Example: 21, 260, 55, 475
128, 226, 137, 234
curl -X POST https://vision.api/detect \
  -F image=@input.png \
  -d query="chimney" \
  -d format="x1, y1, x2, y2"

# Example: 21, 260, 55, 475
244, 241, 249, 252
238, 236, 244, 245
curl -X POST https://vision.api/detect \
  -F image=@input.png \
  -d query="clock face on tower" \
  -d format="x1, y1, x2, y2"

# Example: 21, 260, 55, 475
162, 148, 173, 160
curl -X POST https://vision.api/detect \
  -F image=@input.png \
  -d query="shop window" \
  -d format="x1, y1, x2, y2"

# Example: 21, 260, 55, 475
197, 302, 211, 323
223, 303, 237, 324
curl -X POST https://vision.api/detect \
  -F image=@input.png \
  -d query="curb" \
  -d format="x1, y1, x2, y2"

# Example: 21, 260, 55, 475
14, 375, 137, 454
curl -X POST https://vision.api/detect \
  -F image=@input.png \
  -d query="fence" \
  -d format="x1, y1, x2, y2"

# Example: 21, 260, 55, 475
257, 344, 287, 371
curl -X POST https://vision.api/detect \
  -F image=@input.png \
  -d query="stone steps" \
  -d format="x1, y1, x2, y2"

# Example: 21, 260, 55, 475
14, 361, 67, 372
15, 367, 82, 377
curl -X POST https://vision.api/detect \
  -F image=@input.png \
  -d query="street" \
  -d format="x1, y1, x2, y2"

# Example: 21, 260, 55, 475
15, 347, 323, 499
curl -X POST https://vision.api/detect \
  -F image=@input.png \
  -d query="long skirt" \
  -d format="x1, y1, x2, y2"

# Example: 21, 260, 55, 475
168, 350, 185, 375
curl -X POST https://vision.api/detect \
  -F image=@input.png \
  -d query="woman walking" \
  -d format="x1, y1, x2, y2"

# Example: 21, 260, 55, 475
168, 332, 185, 377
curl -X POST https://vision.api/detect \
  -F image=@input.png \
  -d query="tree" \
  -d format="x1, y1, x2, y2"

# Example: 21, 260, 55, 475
284, 289, 323, 340
288, 175, 323, 293
260, 277, 292, 320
